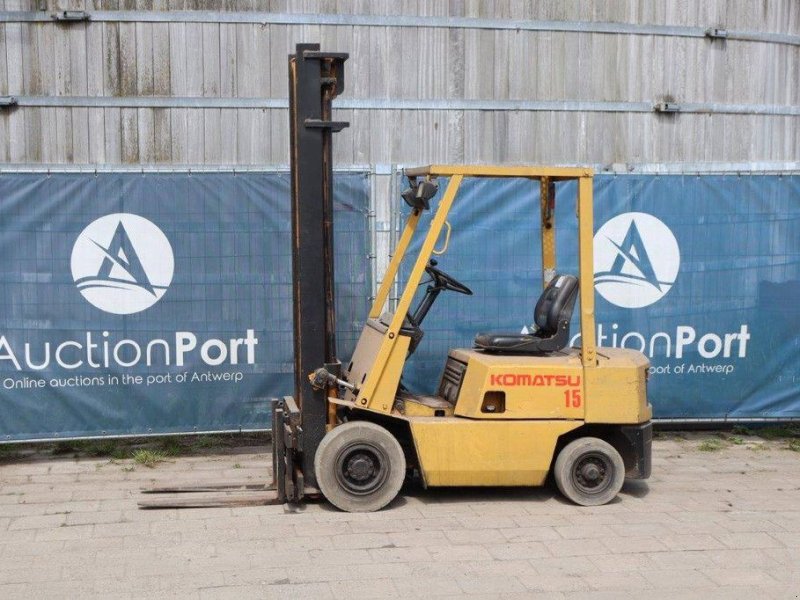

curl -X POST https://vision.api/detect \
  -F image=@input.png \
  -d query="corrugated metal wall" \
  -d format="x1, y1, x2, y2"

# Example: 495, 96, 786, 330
0, 0, 798, 167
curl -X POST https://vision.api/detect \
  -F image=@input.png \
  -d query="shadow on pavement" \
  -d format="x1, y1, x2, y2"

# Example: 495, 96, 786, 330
620, 479, 650, 498
401, 480, 557, 505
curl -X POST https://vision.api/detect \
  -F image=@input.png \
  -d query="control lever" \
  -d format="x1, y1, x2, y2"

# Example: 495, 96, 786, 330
309, 368, 358, 393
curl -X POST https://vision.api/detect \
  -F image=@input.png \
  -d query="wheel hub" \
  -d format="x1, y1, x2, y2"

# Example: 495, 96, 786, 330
573, 454, 609, 492
580, 463, 601, 482
334, 442, 389, 496
345, 455, 376, 481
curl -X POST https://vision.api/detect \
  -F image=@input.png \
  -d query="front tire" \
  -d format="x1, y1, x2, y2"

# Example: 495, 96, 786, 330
314, 421, 406, 512
554, 437, 625, 506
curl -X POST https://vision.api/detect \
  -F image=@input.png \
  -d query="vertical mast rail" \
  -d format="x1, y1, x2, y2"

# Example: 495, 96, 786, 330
286, 44, 349, 495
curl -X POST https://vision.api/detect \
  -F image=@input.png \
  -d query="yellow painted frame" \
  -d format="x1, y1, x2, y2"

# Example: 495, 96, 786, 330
354, 165, 598, 412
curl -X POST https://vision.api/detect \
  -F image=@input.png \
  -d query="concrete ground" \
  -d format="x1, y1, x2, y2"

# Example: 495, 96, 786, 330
1, 433, 799, 599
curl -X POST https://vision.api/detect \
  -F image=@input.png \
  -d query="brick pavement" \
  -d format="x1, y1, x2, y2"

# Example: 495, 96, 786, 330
1, 434, 799, 599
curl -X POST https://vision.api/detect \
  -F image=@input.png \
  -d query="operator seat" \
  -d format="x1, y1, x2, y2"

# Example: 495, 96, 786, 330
474, 274, 579, 354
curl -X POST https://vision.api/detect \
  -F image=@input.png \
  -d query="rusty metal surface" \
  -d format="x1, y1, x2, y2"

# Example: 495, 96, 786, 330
141, 482, 272, 494
137, 490, 281, 509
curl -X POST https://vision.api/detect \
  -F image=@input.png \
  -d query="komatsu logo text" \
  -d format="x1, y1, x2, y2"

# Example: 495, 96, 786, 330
489, 374, 581, 387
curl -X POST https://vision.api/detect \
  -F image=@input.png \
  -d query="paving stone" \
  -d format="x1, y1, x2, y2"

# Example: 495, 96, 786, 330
428, 543, 493, 561
769, 531, 800, 548
706, 548, 789, 569
8, 513, 67, 530
444, 526, 507, 545
461, 558, 534, 577
1, 436, 798, 598
0, 540, 65, 558
400, 516, 462, 531
222, 567, 289, 586
715, 531, 784, 549
529, 555, 601, 576
367, 546, 431, 563
344, 563, 413, 580
309, 547, 371, 565
66, 510, 124, 526
546, 538, 611, 557
346, 519, 408, 534
456, 574, 527, 594
41, 500, 102, 515
273, 534, 334, 552
587, 551, 657, 572
644, 549, 717, 570
518, 571, 592, 593
502, 592, 568, 600
641, 568, 716, 589
406, 560, 475, 579
704, 567, 781, 587
455, 515, 518, 529
554, 524, 615, 539
34, 523, 94, 541
293, 521, 352, 537
0, 565, 64, 585
500, 526, 561, 542
660, 533, 728, 551
485, 541, 550, 560
602, 534, 670, 553
0, 583, 29, 598
329, 577, 398, 599
201, 582, 332, 600
387, 529, 449, 547
587, 570, 652, 591
392, 575, 462, 596
605, 521, 671, 537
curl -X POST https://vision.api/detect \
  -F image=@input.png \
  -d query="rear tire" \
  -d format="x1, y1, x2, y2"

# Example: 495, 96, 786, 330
314, 421, 406, 512
554, 437, 625, 506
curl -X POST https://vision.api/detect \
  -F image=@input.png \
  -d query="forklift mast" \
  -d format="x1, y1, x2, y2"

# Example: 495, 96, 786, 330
276, 44, 349, 499
139, 45, 349, 509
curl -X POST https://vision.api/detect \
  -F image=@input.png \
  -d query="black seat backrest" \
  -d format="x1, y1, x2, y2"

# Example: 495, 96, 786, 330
473, 273, 579, 354
533, 274, 579, 336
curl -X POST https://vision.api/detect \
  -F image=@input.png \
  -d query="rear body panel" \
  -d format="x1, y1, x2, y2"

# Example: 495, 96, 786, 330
445, 347, 651, 424
449, 348, 585, 420
397, 347, 652, 487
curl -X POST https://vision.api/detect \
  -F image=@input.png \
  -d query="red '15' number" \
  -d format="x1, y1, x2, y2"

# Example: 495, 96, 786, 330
564, 389, 582, 408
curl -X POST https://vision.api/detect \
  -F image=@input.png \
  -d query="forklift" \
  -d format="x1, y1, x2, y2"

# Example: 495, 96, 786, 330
141, 44, 651, 511
272, 45, 652, 513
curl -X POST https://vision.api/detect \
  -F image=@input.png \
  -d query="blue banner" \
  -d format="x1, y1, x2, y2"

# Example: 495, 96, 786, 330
2, 171, 796, 438
0, 172, 370, 441
400, 175, 800, 420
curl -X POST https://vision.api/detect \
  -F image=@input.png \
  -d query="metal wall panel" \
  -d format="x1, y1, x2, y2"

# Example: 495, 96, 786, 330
0, 2, 797, 167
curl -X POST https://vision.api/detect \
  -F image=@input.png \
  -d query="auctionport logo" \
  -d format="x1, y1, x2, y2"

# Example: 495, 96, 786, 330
594, 212, 680, 309
70, 214, 174, 315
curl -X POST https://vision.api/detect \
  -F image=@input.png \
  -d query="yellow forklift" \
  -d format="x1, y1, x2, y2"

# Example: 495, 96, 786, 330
307, 165, 653, 511
141, 44, 651, 512
272, 44, 652, 513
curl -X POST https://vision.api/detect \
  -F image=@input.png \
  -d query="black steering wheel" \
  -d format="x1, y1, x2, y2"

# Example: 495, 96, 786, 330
403, 260, 473, 354
425, 260, 473, 296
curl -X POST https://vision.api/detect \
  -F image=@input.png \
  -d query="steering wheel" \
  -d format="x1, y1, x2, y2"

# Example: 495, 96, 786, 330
403, 260, 473, 350
425, 260, 473, 296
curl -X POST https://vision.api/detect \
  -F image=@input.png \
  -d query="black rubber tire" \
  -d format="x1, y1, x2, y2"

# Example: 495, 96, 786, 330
314, 421, 406, 513
554, 437, 625, 506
